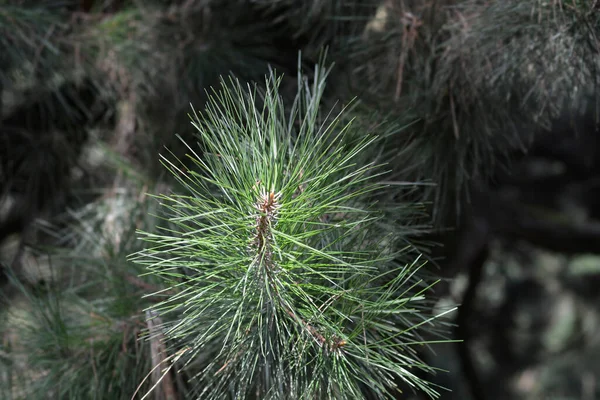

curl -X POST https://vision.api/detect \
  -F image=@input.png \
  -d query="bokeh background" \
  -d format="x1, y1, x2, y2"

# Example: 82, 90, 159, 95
1, 1, 599, 399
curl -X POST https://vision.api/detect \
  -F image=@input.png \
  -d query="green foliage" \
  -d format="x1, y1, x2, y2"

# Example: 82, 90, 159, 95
131, 61, 451, 399
1, 274, 151, 399
0, 1, 74, 87
77, 1, 286, 99
1, 1, 299, 170
0, 150, 178, 399
6, 0, 594, 398
341, 0, 599, 222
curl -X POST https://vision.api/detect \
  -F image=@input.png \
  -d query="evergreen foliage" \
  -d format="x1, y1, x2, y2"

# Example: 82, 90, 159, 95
130, 62, 451, 399
343, 0, 599, 221
0, 0, 597, 399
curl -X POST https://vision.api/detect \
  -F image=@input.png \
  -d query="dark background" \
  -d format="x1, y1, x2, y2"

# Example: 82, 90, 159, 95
1, 1, 599, 399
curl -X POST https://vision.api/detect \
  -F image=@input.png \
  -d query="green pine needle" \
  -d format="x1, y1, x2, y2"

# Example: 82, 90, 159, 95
131, 60, 451, 399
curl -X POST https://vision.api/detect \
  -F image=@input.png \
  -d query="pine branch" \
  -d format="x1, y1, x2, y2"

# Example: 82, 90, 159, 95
0, 154, 177, 399
131, 59, 452, 399
339, 0, 599, 224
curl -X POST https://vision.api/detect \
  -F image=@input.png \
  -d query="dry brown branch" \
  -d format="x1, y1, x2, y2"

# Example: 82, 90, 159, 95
146, 310, 178, 400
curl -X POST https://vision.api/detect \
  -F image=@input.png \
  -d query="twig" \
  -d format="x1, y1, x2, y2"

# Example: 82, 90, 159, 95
146, 310, 178, 400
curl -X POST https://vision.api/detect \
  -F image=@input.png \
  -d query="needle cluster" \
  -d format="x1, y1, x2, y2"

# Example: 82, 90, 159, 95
131, 60, 451, 399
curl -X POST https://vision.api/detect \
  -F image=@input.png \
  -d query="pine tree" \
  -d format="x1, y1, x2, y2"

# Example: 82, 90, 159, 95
1, 0, 596, 399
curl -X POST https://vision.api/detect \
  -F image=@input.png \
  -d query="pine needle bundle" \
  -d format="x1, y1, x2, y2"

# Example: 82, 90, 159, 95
131, 61, 451, 399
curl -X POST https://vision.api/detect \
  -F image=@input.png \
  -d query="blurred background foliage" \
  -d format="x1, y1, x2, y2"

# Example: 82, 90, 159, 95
0, 0, 599, 399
